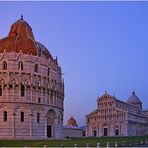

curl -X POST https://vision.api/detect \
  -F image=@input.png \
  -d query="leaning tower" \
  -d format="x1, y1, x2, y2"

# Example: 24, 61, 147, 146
0, 16, 64, 139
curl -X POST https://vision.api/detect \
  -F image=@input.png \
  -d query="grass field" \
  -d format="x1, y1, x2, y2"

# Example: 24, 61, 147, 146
0, 136, 147, 147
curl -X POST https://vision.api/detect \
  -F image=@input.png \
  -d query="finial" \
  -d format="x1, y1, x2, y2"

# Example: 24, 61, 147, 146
132, 90, 135, 95
21, 14, 23, 20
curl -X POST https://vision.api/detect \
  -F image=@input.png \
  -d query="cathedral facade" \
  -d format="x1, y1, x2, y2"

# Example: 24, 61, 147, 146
86, 91, 148, 137
0, 17, 64, 139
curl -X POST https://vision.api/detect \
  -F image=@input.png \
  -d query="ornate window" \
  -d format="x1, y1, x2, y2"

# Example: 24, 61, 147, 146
3, 111, 7, 122
37, 113, 40, 123
18, 61, 23, 70
21, 112, 24, 122
34, 64, 38, 73
0, 85, 2, 96
2, 61, 7, 70
21, 84, 25, 96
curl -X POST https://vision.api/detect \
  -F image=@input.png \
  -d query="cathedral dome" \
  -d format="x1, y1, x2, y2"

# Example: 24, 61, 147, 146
67, 116, 78, 127
127, 91, 141, 104
127, 91, 142, 109
0, 16, 53, 58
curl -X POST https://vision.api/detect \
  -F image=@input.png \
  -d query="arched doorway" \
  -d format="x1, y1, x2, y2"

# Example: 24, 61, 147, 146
46, 109, 56, 138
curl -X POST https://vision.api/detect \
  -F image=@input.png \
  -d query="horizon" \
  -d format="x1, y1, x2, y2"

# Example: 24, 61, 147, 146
0, 1, 148, 126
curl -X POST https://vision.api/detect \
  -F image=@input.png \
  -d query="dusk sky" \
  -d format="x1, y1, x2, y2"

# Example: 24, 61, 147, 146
0, 1, 148, 126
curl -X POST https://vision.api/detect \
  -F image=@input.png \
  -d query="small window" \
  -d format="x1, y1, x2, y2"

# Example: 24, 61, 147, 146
18, 61, 23, 70
0, 85, 2, 96
21, 84, 25, 97
34, 64, 38, 73
2, 61, 7, 70
38, 97, 41, 103
21, 112, 24, 122
37, 113, 40, 123
48, 68, 50, 75
3, 111, 7, 122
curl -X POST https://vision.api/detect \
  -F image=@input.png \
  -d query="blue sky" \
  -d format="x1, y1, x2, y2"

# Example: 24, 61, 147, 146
0, 1, 148, 126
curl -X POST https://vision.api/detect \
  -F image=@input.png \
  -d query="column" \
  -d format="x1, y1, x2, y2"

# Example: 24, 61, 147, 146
31, 86, 33, 102
12, 113, 15, 137
25, 85, 27, 101
35, 87, 37, 103
7, 84, 9, 100
45, 116, 47, 138
13, 85, 15, 101
41, 88, 43, 103
30, 114, 32, 137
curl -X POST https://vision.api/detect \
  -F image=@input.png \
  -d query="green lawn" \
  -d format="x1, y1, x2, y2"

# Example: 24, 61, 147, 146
0, 136, 147, 147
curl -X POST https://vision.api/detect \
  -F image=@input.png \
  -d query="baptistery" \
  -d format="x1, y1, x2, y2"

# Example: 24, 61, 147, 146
0, 16, 64, 139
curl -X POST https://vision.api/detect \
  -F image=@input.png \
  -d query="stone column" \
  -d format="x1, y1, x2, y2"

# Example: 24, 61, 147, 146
45, 116, 47, 138
30, 114, 32, 137
41, 88, 43, 103
13, 85, 15, 101
7, 84, 9, 100
25, 85, 27, 101
35, 87, 37, 103
31, 86, 33, 102
12, 112, 15, 137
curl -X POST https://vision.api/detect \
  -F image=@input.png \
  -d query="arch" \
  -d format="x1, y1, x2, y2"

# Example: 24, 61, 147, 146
46, 109, 57, 138
0, 78, 7, 85
13, 105, 32, 114
14, 105, 32, 137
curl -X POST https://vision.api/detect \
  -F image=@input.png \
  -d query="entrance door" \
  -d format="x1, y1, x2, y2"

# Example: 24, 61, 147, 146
93, 130, 97, 137
47, 125, 52, 138
115, 129, 119, 136
104, 128, 108, 136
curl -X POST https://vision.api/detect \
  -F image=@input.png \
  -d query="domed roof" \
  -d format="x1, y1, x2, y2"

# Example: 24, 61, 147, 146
0, 16, 37, 55
0, 16, 53, 59
127, 91, 142, 104
67, 116, 77, 127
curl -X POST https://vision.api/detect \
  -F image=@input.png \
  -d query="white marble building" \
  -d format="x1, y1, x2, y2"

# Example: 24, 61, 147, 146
86, 91, 148, 137
0, 16, 64, 139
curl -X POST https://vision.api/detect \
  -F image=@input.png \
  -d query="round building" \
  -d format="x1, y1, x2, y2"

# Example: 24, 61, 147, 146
0, 17, 64, 139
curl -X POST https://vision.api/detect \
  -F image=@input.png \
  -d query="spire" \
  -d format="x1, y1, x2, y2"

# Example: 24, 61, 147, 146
21, 14, 23, 20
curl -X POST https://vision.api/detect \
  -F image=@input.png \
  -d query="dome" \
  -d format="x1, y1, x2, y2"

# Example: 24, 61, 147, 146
0, 16, 53, 58
36, 41, 53, 59
127, 91, 142, 104
67, 116, 78, 127
0, 16, 37, 55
